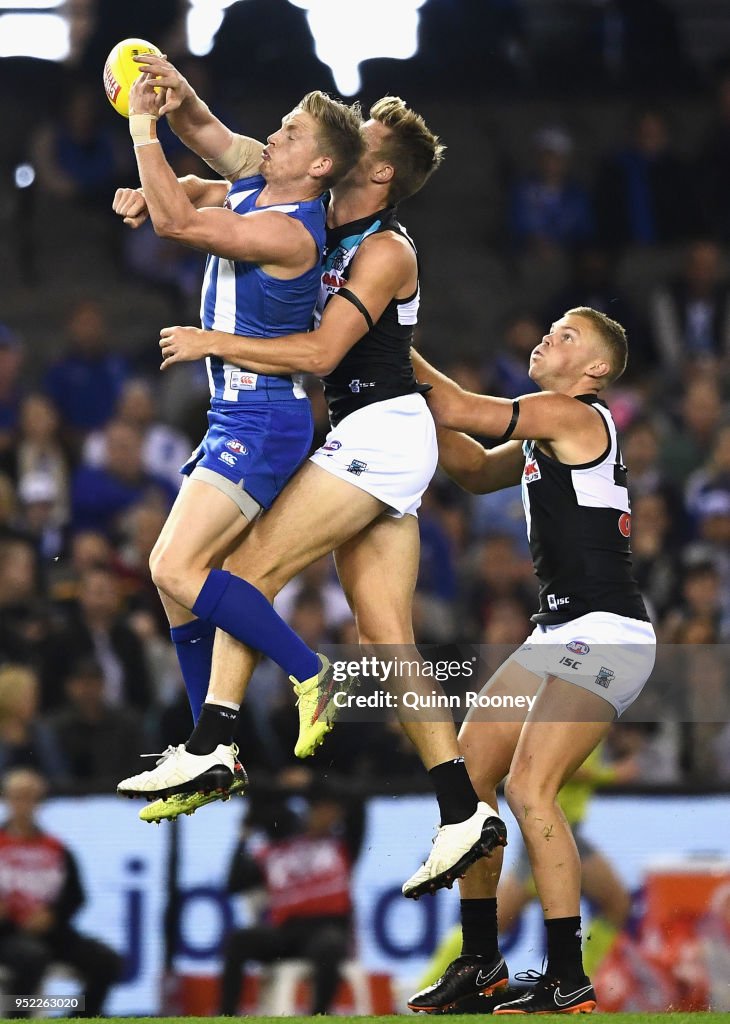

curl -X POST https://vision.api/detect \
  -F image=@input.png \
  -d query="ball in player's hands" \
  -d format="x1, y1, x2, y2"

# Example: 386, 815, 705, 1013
103, 38, 162, 118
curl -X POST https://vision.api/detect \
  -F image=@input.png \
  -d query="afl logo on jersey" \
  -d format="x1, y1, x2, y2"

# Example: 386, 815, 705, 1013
524, 458, 541, 484
566, 640, 590, 656
618, 512, 631, 537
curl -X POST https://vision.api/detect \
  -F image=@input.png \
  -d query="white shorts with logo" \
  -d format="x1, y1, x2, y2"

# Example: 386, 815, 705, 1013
309, 393, 438, 518
509, 610, 656, 717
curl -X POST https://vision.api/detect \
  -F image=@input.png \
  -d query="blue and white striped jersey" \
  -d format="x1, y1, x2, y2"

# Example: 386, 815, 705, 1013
200, 175, 326, 404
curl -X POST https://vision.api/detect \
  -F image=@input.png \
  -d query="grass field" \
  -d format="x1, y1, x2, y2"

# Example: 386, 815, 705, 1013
42, 1016, 728, 1024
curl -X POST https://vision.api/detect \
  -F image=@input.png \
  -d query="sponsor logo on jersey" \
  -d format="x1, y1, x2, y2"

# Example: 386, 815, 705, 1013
226, 439, 248, 455
230, 370, 258, 391
219, 451, 237, 467
319, 439, 342, 454
566, 640, 590, 655
346, 459, 368, 476
618, 512, 631, 537
547, 594, 570, 612
322, 270, 346, 291
595, 666, 615, 688
349, 379, 376, 393
524, 458, 541, 483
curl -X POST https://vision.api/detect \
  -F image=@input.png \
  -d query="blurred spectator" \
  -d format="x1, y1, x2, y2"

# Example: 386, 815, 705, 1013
660, 377, 725, 485
0, 666, 68, 783
15, 393, 70, 523
0, 475, 19, 540
686, 423, 730, 524
509, 127, 594, 255
648, 241, 730, 378
46, 656, 147, 794
43, 300, 129, 437
220, 790, 363, 1015
461, 534, 535, 638
631, 492, 681, 620
661, 559, 725, 643
83, 379, 191, 491
488, 312, 542, 398
30, 85, 127, 209
595, 109, 693, 250
45, 566, 152, 711
606, 722, 680, 784
0, 538, 44, 664
0, 767, 122, 1014
71, 419, 177, 535
18, 473, 67, 563
275, 557, 352, 637
0, 326, 24, 472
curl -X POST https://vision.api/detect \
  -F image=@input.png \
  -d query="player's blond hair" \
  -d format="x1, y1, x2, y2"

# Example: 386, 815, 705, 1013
370, 96, 445, 204
298, 91, 365, 190
566, 306, 628, 385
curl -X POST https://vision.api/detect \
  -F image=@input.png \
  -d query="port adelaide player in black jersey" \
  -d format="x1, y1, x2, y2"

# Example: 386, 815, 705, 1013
409, 307, 656, 1015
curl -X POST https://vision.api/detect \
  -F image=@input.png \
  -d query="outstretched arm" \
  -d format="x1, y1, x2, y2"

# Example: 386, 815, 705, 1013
436, 428, 524, 494
412, 348, 601, 445
133, 53, 264, 180
159, 232, 415, 376
127, 79, 313, 266
112, 176, 229, 228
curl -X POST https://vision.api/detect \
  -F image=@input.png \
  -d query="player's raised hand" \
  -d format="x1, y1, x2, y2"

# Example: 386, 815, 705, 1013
160, 325, 210, 369
129, 73, 161, 117
133, 53, 192, 117
112, 187, 149, 228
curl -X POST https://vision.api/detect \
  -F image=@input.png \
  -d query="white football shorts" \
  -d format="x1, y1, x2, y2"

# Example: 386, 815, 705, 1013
309, 393, 438, 518
509, 610, 657, 717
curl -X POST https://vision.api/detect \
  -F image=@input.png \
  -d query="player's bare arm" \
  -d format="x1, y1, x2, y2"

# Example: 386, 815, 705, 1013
128, 79, 315, 270
436, 428, 524, 494
133, 53, 264, 180
159, 230, 416, 375
112, 177, 229, 228
411, 348, 607, 462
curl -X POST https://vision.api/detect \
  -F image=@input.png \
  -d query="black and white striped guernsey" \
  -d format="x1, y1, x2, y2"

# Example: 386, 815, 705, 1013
315, 207, 428, 427
521, 394, 649, 625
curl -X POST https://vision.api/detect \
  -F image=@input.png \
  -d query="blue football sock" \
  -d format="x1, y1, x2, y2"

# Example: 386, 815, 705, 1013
192, 569, 320, 682
170, 618, 215, 722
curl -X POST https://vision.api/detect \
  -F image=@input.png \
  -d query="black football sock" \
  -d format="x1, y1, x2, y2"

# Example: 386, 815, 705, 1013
185, 702, 238, 756
428, 757, 479, 826
545, 916, 587, 982
461, 897, 499, 959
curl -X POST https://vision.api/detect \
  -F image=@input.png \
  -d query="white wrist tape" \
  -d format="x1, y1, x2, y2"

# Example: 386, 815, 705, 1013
129, 113, 159, 147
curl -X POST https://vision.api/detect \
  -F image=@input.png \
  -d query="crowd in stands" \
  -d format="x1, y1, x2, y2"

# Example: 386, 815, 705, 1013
1, 0, 730, 798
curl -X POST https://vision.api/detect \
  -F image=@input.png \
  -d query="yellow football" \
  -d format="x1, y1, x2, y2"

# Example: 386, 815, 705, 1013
103, 37, 162, 118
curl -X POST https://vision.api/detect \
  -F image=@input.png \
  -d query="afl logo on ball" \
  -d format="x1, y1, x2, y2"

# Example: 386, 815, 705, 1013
618, 512, 631, 537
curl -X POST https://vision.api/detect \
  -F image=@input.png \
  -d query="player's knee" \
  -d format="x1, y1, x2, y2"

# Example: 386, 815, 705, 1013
504, 770, 547, 821
149, 544, 187, 599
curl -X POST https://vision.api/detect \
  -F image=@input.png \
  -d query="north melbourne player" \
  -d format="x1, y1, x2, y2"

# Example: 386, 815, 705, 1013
112, 65, 362, 800
406, 308, 656, 1013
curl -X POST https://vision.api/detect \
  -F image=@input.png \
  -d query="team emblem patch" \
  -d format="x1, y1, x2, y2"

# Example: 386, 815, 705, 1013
524, 458, 541, 483
566, 640, 590, 656
595, 666, 615, 689
320, 439, 342, 454
226, 439, 248, 455
346, 459, 368, 476
618, 512, 631, 537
